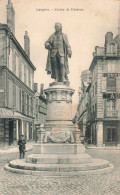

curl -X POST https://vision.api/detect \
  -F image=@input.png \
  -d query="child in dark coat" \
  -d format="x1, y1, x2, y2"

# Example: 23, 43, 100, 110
18, 135, 26, 159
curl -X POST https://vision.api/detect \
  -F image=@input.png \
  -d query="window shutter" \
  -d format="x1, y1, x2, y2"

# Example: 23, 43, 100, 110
101, 77, 106, 92
116, 77, 120, 92
12, 53, 16, 74
114, 43, 117, 54
107, 77, 116, 91
104, 99, 106, 116
9, 48, 13, 71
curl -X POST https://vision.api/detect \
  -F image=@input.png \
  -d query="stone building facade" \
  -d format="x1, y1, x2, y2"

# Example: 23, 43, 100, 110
0, 0, 36, 146
76, 32, 120, 147
33, 83, 47, 141
76, 70, 91, 141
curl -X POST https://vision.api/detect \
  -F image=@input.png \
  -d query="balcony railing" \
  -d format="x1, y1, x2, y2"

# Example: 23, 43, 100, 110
104, 110, 118, 118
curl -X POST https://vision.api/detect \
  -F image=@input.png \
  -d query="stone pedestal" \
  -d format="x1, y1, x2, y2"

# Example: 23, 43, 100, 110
5, 82, 113, 175
32, 144, 85, 154
43, 82, 76, 143
37, 125, 45, 143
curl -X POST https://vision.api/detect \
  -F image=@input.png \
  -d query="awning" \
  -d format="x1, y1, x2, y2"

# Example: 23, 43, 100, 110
0, 108, 33, 122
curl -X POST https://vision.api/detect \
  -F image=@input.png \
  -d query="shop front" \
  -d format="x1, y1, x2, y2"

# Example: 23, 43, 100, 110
103, 121, 119, 146
0, 108, 34, 146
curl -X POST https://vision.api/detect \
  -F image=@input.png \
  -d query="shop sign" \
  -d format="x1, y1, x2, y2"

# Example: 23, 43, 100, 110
103, 93, 120, 99
103, 73, 120, 77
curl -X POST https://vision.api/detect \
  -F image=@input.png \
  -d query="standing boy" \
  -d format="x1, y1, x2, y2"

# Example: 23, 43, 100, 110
18, 135, 26, 159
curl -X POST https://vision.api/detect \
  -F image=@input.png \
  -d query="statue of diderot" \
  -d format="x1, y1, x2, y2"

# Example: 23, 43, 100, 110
45, 22, 72, 82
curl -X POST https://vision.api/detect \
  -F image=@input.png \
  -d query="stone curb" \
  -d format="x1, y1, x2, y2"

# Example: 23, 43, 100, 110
4, 163, 114, 176
9, 158, 110, 171
86, 147, 120, 150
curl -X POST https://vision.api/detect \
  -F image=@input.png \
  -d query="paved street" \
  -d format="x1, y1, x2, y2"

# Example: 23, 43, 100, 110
0, 149, 120, 195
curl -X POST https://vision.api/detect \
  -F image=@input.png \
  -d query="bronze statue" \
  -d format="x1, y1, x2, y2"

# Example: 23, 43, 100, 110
45, 23, 72, 82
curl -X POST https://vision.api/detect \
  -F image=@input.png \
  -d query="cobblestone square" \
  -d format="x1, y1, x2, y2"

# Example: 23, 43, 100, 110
0, 149, 120, 195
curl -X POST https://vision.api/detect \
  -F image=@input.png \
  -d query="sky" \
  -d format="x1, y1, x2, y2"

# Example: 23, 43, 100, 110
0, 0, 119, 114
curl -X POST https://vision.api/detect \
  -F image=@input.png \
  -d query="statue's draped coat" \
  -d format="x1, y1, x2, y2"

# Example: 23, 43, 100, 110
45, 32, 71, 79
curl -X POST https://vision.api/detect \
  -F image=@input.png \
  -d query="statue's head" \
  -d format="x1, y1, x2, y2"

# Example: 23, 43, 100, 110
55, 23, 62, 32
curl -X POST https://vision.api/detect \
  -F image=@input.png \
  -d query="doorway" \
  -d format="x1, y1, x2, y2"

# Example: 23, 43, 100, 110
9, 121, 14, 146
106, 127, 117, 146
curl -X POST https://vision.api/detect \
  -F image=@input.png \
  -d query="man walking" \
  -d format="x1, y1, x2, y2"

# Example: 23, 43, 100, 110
18, 135, 26, 159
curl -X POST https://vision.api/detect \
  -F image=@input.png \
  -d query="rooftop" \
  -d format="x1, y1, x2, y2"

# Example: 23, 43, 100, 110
0, 23, 36, 71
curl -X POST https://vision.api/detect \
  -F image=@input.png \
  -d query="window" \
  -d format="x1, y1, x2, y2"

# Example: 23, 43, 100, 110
95, 82, 97, 94
19, 88, 21, 112
12, 53, 16, 74
9, 49, 12, 71
24, 92, 27, 114
16, 55, 19, 77
16, 85, 19, 111
22, 91, 24, 113
106, 100, 116, 112
8, 80, 13, 108
28, 69, 31, 88
21, 63, 24, 82
105, 100, 118, 117
26, 68, 28, 86
29, 96, 33, 116
29, 96, 31, 116
107, 43, 116, 54
27, 95, 29, 115
107, 77, 116, 91
95, 103, 97, 112
19, 60, 22, 79
31, 73, 33, 90
13, 83, 16, 107
24, 65, 26, 84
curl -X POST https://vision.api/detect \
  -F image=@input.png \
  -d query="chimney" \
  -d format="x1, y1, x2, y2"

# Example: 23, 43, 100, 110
40, 84, 44, 95
24, 31, 30, 58
34, 83, 38, 93
6, 0, 15, 35
105, 32, 113, 46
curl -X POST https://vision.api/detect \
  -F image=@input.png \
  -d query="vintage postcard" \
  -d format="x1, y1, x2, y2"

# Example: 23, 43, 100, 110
0, 0, 120, 195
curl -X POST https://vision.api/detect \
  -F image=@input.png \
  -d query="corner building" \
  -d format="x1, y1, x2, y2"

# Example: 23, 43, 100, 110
86, 32, 120, 147
0, 1, 36, 146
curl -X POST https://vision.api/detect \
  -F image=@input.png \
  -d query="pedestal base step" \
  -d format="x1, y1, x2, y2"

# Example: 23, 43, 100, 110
33, 144, 85, 154
26, 153, 92, 164
4, 158, 113, 176
4, 143, 113, 176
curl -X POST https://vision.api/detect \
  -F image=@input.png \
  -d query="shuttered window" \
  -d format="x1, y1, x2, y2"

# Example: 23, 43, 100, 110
107, 77, 116, 91
106, 100, 116, 111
